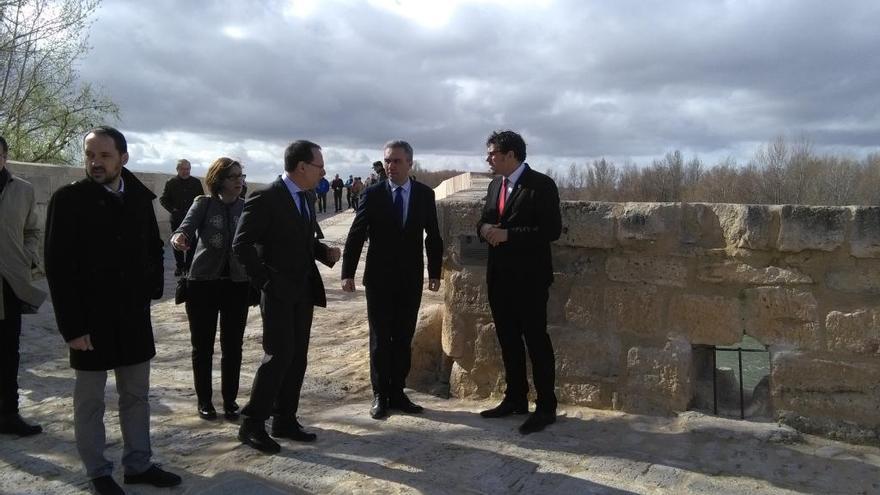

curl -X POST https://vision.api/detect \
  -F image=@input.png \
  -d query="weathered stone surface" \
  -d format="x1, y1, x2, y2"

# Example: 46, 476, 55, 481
617, 203, 681, 248
564, 285, 603, 330
551, 325, 621, 378
605, 286, 664, 337
444, 267, 489, 314
557, 380, 615, 408
743, 287, 820, 349
558, 201, 617, 248
606, 255, 688, 288
448, 323, 504, 399
409, 304, 446, 393
618, 339, 693, 414
772, 351, 880, 429
710, 204, 773, 250
668, 294, 742, 345
825, 310, 880, 354
850, 207, 880, 258
777, 205, 848, 252
681, 203, 726, 248
827, 263, 880, 294
696, 261, 813, 285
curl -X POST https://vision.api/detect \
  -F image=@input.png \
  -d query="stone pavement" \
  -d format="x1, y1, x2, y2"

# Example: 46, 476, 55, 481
1, 209, 879, 494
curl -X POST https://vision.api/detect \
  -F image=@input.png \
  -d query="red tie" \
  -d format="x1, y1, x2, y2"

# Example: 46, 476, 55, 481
497, 177, 508, 218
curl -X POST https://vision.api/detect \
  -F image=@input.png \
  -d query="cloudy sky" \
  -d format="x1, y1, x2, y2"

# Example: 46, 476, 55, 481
80, 0, 880, 182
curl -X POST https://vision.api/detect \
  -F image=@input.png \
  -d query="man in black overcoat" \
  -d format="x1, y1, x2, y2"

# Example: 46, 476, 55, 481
45, 126, 181, 494
341, 140, 443, 419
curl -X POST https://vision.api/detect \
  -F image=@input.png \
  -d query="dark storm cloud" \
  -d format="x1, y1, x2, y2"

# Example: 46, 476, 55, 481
82, 0, 880, 177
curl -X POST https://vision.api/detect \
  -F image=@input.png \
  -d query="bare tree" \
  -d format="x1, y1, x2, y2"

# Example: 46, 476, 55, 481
0, 0, 117, 163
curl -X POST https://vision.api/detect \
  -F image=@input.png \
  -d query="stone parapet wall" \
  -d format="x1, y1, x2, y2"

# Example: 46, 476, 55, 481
436, 194, 880, 444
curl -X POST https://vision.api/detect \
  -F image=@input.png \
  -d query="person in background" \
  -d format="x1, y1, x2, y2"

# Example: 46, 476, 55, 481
350, 176, 364, 210
171, 158, 249, 422
0, 135, 47, 437
45, 126, 181, 494
315, 174, 330, 213
160, 159, 204, 276
331, 174, 344, 212
345, 174, 354, 209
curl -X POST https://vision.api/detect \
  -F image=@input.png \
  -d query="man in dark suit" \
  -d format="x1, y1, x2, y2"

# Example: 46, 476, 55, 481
476, 130, 562, 434
341, 140, 443, 419
232, 140, 340, 454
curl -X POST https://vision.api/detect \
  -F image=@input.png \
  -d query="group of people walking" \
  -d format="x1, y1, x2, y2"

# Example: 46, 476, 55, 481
0, 128, 562, 495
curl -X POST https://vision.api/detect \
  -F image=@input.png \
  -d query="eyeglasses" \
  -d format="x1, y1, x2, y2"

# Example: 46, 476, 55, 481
305, 161, 324, 169
226, 173, 246, 180
487, 150, 506, 158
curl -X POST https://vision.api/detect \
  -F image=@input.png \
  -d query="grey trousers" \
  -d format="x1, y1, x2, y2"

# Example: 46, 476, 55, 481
74, 360, 152, 479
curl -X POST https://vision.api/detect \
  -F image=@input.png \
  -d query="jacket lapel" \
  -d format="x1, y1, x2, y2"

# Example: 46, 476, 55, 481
499, 165, 530, 222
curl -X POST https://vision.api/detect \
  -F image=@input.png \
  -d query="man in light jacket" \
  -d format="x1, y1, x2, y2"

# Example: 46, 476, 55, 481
0, 136, 48, 437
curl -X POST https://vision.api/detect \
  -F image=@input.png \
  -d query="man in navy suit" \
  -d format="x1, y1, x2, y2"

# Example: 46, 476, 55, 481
342, 140, 443, 419
477, 130, 562, 434
233, 140, 340, 454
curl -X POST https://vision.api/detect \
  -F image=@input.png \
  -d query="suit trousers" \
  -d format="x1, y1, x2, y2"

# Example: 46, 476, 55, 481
74, 360, 152, 479
0, 279, 22, 415
241, 292, 313, 422
488, 285, 557, 413
333, 190, 343, 211
184, 279, 249, 407
365, 283, 422, 398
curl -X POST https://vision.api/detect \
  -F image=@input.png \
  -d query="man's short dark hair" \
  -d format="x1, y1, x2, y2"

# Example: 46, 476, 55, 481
0, 136, 8, 155
384, 140, 414, 162
85, 126, 127, 155
284, 140, 321, 172
486, 130, 526, 162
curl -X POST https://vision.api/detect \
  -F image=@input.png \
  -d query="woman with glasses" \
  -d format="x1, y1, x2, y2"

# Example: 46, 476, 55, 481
171, 157, 250, 421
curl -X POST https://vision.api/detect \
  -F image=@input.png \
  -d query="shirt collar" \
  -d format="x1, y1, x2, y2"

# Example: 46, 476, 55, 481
103, 176, 125, 195
505, 162, 527, 186
388, 178, 411, 193
282, 173, 305, 195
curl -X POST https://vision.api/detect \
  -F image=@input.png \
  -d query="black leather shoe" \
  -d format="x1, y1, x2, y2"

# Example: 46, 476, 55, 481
389, 393, 423, 414
370, 395, 389, 419
239, 420, 280, 454
271, 418, 317, 442
480, 401, 529, 418
123, 464, 182, 487
518, 411, 556, 434
223, 402, 240, 421
197, 403, 217, 420
0, 414, 42, 437
91, 475, 124, 495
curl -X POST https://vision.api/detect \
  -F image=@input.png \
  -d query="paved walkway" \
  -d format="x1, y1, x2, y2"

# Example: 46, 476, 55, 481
1, 209, 879, 494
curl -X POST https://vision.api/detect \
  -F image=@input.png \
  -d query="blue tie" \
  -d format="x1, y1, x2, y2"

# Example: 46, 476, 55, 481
297, 191, 310, 222
393, 187, 404, 228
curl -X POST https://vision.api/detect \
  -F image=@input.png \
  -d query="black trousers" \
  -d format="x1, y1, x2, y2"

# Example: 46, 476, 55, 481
488, 285, 557, 413
0, 279, 22, 415
317, 193, 327, 213
184, 279, 249, 406
333, 190, 343, 211
365, 282, 422, 398
241, 292, 313, 421
170, 218, 195, 271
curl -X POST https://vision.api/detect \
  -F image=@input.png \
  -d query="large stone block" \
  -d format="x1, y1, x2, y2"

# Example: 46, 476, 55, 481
444, 267, 489, 314
772, 351, 880, 429
564, 285, 603, 330
558, 202, 617, 248
827, 262, 880, 294
696, 260, 813, 285
551, 325, 621, 378
557, 380, 615, 409
668, 294, 742, 345
681, 203, 726, 248
605, 286, 665, 338
849, 207, 880, 258
743, 287, 820, 350
616, 203, 681, 249
606, 255, 688, 288
709, 204, 773, 250
409, 304, 446, 393
825, 310, 880, 354
777, 205, 848, 253
448, 323, 504, 399
618, 338, 693, 414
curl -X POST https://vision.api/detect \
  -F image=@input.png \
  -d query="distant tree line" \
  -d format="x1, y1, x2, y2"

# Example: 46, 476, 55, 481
546, 136, 880, 206
411, 160, 463, 189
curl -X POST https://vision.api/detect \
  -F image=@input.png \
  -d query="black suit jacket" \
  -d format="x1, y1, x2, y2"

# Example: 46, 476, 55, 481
342, 179, 443, 291
233, 177, 334, 307
477, 164, 562, 291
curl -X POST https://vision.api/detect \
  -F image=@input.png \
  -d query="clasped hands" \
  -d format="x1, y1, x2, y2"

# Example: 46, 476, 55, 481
480, 223, 508, 247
